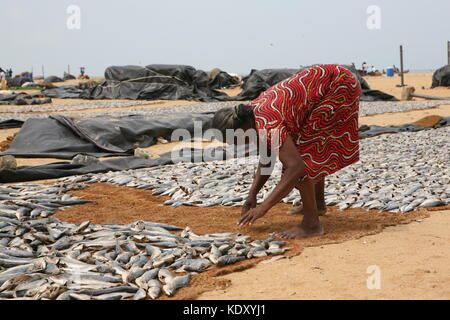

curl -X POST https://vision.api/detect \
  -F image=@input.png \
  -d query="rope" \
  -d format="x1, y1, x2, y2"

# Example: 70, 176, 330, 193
101, 67, 193, 88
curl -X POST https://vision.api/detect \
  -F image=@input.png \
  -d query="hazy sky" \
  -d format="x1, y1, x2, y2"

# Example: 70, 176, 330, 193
1, 0, 449, 77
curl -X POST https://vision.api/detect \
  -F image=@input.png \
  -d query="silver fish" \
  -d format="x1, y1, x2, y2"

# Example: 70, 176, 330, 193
217, 255, 245, 266
157, 268, 174, 284
163, 274, 190, 296
147, 279, 161, 299
133, 288, 147, 300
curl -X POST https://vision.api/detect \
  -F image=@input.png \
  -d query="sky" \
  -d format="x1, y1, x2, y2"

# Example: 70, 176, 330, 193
1, 0, 449, 77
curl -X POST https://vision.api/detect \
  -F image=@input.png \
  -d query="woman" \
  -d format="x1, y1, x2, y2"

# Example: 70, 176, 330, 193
212, 64, 361, 239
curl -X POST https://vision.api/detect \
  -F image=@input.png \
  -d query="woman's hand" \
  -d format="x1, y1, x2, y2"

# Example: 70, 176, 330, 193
238, 205, 268, 227
241, 196, 257, 217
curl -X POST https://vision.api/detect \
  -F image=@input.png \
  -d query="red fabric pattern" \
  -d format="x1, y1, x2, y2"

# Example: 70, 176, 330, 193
250, 64, 361, 180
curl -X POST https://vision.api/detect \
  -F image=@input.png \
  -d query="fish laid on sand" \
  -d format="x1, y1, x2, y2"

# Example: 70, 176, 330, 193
0, 198, 290, 300
58, 127, 449, 213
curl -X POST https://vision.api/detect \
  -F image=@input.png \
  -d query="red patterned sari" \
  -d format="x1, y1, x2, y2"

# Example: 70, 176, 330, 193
250, 64, 361, 180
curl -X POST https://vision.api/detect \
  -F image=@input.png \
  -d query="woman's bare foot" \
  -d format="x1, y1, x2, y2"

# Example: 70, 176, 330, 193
288, 205, 327, 216
279, 223, 324, 239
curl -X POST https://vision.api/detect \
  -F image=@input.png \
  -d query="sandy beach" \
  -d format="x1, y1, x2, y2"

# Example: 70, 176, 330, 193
198, 208, 450, 300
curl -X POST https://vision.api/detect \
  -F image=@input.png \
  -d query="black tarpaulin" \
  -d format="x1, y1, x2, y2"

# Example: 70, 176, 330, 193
208, 71, 240, 89
0, 119, 24, 129
0, 92, 52, 106
359, 90, 398, 102
63, 73, 76, 80
237, 65, 397, 101
431, 65, 450, 88
1, 118, 449, 183
1, 117, 127, 159
0, 145, 259, 183
40, 86, 85, 99
79, 65, 233, 102
6, 77, 30, 87
44, 76, 64, 83
358, 116, 450, 138
0, 157, 171, 183
144, 64, 210, 88
238, 68, 299, 100
1, 113, 215, 159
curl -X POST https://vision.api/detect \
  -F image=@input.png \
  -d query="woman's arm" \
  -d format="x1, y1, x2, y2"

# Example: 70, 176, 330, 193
241, 161, 273, 216
248, 161, 273, 198
239, 135, 305, 226
259, 135, 305, 211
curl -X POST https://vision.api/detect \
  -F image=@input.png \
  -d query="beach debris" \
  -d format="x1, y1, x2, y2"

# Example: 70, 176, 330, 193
0, 156, 17, 170
401, 86, 450, 101
157, 137, 169, 144
134, 148, 158, 160
71, 154, 99, 166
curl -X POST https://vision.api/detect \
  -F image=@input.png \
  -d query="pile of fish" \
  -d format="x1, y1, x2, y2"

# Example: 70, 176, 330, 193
0, 209, 290, 300
59, 126, 450, 212
357, 100, 449, 117
0, 101, 150, 114
0, 183, 92, 219
1, 100, 447, 122
322, 127, 449, 212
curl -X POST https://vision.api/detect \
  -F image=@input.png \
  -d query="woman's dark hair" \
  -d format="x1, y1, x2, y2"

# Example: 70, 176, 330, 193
212, 104, 254, 137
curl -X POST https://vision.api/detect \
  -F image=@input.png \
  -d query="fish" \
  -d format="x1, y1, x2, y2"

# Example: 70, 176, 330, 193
170, 258, 211, 272
125, 266, 145, 283
68, 292, 93, 300
419, 199, 443, 208
157, 268, 174, 284
124, 242, 140, 255
94, 292, 135, 300
217, 255, 245, 266
115, 252, 133, 264
74, 221, 91, 234
15, 279, 48, 297
162, 274, 190, 296
0, 259, 46, 280
0, 248, 35, 258
153, 254, 176, 268
107, 261, 130, 283
147, 279, 161, 299
127, 254, 148, 269
137, 269, 159, 285
133, 288, 147, 300
0, 257, 39, 268
0, 175, 330, 300
250, 250, 268, 258
151, 241, 179, 248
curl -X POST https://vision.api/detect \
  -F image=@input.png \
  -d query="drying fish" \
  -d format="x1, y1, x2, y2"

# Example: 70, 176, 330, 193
157, 268, 174, 284
162, 274, 191, 296
133, 288, 147, 300
94, 292, 135, 300
419, 199, 444, 208
170, 258, 211, 272
217, 255, 245, 266
0, 179, 301, 300
147, 279, 161, 299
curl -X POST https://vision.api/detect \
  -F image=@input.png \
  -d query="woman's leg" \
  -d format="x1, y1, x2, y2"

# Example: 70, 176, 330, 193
288, 177, 327, 215
315, 178, 326, 212
280, 179, 324, 239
